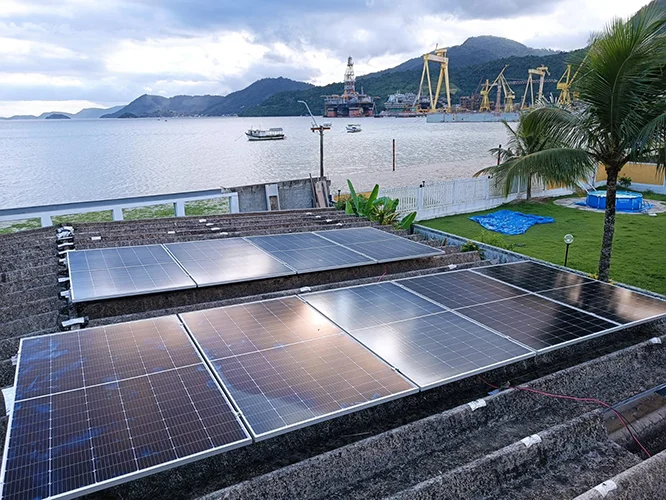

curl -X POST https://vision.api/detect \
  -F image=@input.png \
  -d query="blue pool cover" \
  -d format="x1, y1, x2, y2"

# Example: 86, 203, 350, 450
469, 210, 555, 235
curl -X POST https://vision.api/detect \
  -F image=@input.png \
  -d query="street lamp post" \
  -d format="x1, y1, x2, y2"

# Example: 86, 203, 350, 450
298, 100, 325, 178
563, 234, 574, 267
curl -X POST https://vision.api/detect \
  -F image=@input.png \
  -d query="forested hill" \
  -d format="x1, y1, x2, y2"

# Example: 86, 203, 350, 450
241, 49, 584, 117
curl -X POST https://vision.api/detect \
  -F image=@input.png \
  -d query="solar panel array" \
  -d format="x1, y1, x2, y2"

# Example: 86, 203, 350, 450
2, 317, 251, 500
7, 258, 666, 499
180, 297, 418, 439
68, 228, 445, 302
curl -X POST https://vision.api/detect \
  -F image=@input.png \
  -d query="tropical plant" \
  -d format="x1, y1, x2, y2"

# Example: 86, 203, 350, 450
344, 179, 418, 229
529, 3, 666, 281
345, 180, 378, 217
370, 197, 401, 225
618, 176, 632, 189
473, 111, 594, 200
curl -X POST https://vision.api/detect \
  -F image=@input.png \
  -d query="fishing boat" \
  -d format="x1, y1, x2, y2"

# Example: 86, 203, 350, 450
346, 124, 362, 133
245, 127, 285, 141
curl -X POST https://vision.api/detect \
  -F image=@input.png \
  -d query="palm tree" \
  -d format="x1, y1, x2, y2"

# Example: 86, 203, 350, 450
531, 3, 666, 281
474, 110, 593, 200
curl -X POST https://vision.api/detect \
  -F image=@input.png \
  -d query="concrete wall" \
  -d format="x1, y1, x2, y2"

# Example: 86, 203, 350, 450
596, 162, 666, 194
225, 177, 329, 213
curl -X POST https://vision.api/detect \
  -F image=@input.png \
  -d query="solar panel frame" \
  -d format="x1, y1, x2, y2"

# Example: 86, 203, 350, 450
0, 318, 252, 500
164, 239, 296, 287
315, 227, 444, 263
179, 298, 419, 441
244, 232, 376, 273
470, 260, 593, 292
67, 245, 196, 303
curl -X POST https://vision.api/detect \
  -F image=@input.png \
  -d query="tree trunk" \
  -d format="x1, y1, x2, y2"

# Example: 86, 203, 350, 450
598, 167, 620, 281
526, 176, 532, 200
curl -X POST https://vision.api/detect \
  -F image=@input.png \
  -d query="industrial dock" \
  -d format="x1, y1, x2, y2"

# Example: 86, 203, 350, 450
322, 57, 376, 117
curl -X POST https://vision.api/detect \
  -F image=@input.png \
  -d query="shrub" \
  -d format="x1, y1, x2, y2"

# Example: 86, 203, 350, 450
618, 176, 632, 189
335, 194, 351, 210
476, 230, 516, 251
461, 241, 480, 253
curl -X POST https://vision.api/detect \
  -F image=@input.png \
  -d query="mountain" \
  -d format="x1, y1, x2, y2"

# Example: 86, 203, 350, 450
0, 105, 124, 120
241, 49, 579, 117
45, 113, 71, 119
202, 77, 312, 116
372, 36, 557, 76
102, 77, 312, 118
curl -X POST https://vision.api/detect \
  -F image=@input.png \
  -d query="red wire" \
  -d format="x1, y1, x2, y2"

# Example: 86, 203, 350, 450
478, 377, 651, 458
377, 265, 387, 282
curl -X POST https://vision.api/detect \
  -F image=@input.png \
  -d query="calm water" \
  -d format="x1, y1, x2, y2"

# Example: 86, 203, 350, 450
0, 116, 508, 209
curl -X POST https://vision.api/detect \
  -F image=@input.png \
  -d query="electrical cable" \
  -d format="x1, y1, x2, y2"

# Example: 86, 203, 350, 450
478, 376, 651, 458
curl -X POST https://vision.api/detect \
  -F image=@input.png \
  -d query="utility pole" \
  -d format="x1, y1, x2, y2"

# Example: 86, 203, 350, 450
298, 100, 326, 178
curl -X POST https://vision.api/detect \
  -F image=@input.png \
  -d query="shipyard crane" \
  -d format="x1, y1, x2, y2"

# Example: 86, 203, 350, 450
479, 66, 507, 112
499, 73, 516, 112
521, 65, 550, 109
557, 55, 587, 106
414, 46, 452, 113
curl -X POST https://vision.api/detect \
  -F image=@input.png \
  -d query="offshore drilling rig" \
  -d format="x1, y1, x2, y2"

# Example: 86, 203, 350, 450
322, 57, 376, 117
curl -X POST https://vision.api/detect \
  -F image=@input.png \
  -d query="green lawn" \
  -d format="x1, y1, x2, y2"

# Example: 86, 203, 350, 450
420, 194, 666, 295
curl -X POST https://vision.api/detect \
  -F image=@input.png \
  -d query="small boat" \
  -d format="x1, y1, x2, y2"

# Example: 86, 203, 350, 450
246, 127, 285, 141
346, 124, 362, 133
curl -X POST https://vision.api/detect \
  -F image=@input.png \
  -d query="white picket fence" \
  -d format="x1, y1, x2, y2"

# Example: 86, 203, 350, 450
378, 177, 572, 220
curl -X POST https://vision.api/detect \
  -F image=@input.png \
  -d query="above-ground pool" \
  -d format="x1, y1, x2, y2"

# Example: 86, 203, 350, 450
586, 191, 644, 211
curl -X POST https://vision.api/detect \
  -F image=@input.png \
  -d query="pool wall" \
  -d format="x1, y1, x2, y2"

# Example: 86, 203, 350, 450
586, 191, 643, 211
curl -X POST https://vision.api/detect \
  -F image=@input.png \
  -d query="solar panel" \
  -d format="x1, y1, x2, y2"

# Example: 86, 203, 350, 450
68, 245, 195, 302
538, 281, 666, 325
206, 333, 417, 439
457, 294, 618, 352
316, 227, 444, 262
245, 232, 374, 273
2, 317, 251, 500
179, 297, 341, 360
349, 312, 534, 389
471, 261, 592, 292
165, 239, 295, 286
302, 282, 445, 332
398, 270, 527, 310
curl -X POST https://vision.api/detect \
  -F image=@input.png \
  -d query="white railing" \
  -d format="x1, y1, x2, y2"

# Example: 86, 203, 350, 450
0, 189, 240, 228
378, 177, 572, 220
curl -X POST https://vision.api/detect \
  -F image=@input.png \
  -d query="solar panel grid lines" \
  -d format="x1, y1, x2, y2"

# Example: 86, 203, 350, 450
244, 232, 376, 273
396, 269, 529, 310
178, 296, 342, 361
1, 317, 252, 500
314, 227, 444, 263
455, 294, 619, 353
470, 260, 593, 293
205, 333, 418, 440
537, 281, 666, 325
67, 245, 196, 303
164, 239, 297, 287
301, 282, 447, 332
348, 312, 535, 390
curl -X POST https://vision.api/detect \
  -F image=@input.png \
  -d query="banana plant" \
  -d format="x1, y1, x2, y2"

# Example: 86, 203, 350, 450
344, 179, 417, 229
345, 180, 378, 217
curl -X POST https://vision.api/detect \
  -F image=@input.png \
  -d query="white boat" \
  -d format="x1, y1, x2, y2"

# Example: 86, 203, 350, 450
346, 124, 362, 133
246, 127, 285, 141
322, 122, 332, 129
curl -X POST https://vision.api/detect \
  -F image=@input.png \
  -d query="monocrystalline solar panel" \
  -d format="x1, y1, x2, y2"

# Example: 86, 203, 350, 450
179, 297, 341, 360
457, 294, 618, 352
2, 317, 251, 500
471, 261, 592, 292
538, 281, 666, 325
246, 232, 374, 273
14, 316, 202, 401
398, 270, 527, 310
316, 227, 443, 262
165, 239, 296, 286
302, 282, 445, 332
350, 312, 534, 389
207, 333, 417, 439
68, 245, 195, 302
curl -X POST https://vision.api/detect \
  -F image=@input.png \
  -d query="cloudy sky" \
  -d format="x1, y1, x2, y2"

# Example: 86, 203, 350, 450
0, 0, 652, 116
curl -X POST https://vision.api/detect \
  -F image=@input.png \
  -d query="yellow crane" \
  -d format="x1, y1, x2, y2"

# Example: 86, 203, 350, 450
521, 65, 550, 109
557, 56, 586, 106
415, 46, 452, 113
499, 73, 516, 112
479, 66, 507, 112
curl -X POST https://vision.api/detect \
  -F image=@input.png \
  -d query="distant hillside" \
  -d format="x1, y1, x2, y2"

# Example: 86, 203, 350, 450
1, 105, 124, 120
102, 78, 312, 118
45, 113, 71, 119
372, 36, 557, 76
242, 49, 580, 117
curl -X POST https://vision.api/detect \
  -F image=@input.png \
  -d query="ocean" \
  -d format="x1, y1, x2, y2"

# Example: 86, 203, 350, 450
0, 116, 508, 209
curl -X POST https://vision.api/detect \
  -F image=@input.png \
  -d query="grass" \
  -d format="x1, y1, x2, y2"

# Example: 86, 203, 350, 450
0, 198, 231, 234
420, 196, 666, 295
